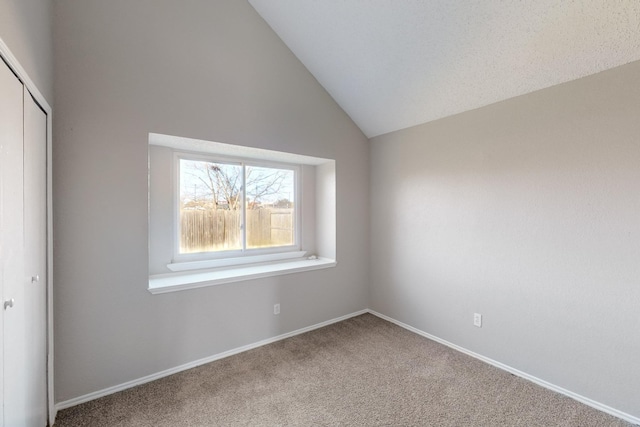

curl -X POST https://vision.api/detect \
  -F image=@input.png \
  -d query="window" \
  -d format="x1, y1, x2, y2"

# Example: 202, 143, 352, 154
176, 154, 298, 258
148, 133, 337, 293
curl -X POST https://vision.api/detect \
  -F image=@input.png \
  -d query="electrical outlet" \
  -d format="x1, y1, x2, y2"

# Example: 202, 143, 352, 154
274, 303, 280, 315
474, 313, 482, 328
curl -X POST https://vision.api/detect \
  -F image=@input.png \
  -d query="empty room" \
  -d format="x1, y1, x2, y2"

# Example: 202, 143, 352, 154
0, 0, 639, 425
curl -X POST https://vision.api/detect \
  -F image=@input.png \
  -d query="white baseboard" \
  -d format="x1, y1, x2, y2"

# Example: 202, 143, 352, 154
367, 310, 640, 426
55, 309, 368, 412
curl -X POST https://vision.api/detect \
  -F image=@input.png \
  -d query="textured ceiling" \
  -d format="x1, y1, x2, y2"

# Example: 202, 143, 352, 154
249, 0, 640, 138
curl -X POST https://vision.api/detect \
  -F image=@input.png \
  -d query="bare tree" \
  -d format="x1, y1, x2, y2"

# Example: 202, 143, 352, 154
180, 160, 292, 211
245, 166, 290, 209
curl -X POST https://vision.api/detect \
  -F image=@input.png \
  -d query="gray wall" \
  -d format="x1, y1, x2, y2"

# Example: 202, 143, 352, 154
370, 61, 640, 418
53, 0, 369, 402
0, 0, 53, 103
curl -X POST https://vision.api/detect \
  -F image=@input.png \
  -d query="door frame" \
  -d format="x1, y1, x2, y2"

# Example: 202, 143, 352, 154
0, 38, 54, 426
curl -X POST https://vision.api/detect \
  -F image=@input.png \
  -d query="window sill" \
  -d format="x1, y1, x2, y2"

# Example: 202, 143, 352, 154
148, 257, 336, 294
167, 250, 307, 272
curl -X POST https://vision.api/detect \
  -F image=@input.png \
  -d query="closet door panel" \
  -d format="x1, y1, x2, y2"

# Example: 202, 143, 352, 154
23, 89, 48, 427
0, 60, 25, 427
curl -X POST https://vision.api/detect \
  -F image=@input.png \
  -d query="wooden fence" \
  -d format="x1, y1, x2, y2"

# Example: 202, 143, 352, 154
180, 208, 293, 253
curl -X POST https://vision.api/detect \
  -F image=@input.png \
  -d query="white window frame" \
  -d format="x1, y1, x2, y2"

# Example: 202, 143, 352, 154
171, 150, 302, 269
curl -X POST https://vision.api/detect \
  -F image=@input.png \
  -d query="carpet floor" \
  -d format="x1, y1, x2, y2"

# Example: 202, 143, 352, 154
55, 314, 631, 426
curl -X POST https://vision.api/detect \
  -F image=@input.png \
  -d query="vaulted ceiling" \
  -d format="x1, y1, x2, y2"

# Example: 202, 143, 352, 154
249, 1, 640, 138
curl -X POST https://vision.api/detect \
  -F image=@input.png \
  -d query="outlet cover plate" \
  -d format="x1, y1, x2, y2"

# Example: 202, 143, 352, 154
474, 313, 482, 327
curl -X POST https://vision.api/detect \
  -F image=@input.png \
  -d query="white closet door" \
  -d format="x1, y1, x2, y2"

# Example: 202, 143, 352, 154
22, 88, 48, 427
1, 59, 48, 427
1, 59, 25, 427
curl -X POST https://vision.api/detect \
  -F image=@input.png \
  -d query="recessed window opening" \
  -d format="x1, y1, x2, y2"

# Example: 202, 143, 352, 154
175, 153, 299, 261
148, 133, 336, 291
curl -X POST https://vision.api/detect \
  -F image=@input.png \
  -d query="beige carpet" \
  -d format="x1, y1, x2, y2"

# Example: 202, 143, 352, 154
55, 314, 630, 426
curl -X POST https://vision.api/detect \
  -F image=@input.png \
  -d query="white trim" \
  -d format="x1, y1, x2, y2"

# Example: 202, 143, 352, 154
0, 40, 51, 112
46, 80, 55, 427
149, 257, 336, 294
367, 310, 640, 426
55, 309, 369, 411
0, 37, 55, 427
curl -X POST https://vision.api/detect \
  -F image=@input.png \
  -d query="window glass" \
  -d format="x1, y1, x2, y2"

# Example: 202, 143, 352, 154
178, 158, 296, 255
245, 166, 295, 249
179, 159, 242, 253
